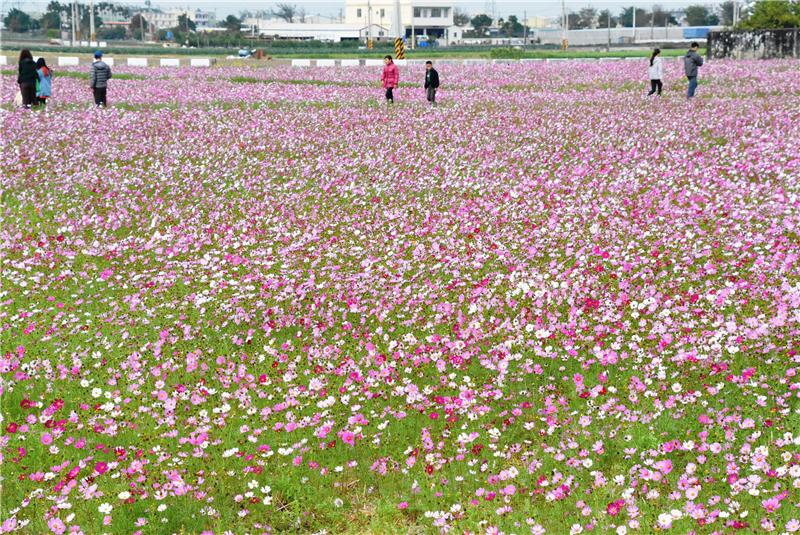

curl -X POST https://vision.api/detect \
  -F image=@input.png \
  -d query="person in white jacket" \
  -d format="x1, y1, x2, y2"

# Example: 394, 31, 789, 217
647, 48, 663, 96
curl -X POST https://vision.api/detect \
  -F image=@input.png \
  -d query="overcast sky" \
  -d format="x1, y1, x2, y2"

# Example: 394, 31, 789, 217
15, 1, 715, 19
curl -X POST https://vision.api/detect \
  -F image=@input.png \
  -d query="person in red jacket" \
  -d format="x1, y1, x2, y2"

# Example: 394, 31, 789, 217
381, 55, 399, 104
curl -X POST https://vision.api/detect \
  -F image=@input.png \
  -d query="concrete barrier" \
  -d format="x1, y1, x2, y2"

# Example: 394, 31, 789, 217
464, 59, 489, 65
599, 57, 623, 61
0, 55, 7, 66
395, 59, 408, 66
315, 59, 335, 67
520, 58, 546, 62
160, 58, 180, 67
341, 59, 360, 67
99, 41, 108, 47
104, 57, 115, 66
546, 58, 569, 62
625, 57, 643, 61
190, 58, 212, 67
90, 41, 98, 47
365, 59, 383, 66
80, 41, 89, 47
492, 59, 516, 64
127, 57, 148, 67
291, 59, 311, 67
58, 56, 80, 66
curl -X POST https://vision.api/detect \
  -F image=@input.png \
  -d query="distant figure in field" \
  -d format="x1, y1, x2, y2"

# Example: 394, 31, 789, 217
381, 55, 399, 104
684, 42, 704, 99
17, 49, 37, 109
90, 51, 112, 107
647, 48, 663, 96
424, 60, 440, 106
35, 58, 53, 107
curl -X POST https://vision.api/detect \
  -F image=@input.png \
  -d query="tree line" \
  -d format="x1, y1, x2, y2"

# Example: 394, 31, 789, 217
459, 0, 800, 38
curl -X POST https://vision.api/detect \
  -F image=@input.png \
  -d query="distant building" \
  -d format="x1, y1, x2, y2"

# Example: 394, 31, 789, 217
141, 9, 216, 31
244, 19, 388, 43
344, 0, 455, 40
525, 16, 554, 29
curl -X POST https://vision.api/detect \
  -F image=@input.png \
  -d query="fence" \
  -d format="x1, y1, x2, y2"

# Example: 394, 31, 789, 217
707, 29, 799, 59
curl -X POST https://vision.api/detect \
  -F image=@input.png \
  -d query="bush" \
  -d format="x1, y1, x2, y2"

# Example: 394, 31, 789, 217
489, 47, 525, 59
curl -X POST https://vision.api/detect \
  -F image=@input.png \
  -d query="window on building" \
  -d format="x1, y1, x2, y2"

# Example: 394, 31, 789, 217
357, 8, 362, 17
431, 8, 441, 17
380, 9, 385, 17
414, 7, 421, 17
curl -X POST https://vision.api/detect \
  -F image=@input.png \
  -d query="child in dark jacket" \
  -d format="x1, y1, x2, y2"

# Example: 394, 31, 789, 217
424, 61, 440, 106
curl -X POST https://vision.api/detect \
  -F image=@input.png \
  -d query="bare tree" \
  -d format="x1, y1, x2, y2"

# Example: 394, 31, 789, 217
453, 7, 471, 26
271, 3, 297, 23
577, 7, 597, 29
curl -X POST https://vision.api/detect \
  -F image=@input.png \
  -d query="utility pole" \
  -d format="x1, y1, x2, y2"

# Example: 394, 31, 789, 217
391, 0, 405, 57
632, 3, 636, 43
70, 1, 76, 45
523, 9, 527, 45
561, 0, 567, 49
607, 12, 611, 51
140, 11, 145, 43
650, 4, 654, 40
367, 0, 373, 49
732, 0, 738, 27
89, 0, 95, 43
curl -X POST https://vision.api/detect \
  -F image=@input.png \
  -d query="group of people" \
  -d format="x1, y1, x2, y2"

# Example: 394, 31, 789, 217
16, 49, 52, 108
380, 55, 440, 106
15, 48, 112, 109
18, 44, 706, 109
647, 42, 705, 98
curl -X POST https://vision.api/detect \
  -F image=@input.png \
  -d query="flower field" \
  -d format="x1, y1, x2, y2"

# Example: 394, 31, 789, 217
2, 59, 800, 534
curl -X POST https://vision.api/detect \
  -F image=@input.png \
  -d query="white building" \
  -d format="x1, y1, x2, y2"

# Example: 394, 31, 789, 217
245, 19, 388, 43
142, 9, 216, 31
344, 0, 454, 40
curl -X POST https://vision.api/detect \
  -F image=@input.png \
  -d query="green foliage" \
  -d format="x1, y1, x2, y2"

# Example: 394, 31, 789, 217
740, 0, 800, 29
497, 15, 525, 37
684, 5, 720, 26
470, 13, 493, 35
4, 8, 38, 32
619, 7, 652, 27
97, 26, 127, 40
489, 47, 525, 59
177, 13, 197, 32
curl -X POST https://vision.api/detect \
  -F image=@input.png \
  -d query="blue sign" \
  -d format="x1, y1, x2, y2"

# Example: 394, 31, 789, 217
166, 31, 174, 40
683, 28, 709, 39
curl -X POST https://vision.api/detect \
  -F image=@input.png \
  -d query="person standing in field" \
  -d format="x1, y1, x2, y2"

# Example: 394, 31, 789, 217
17, 49, 37, 109
684, 42, 704, 99
90, 51, 112, 107
35, 58, 53, 107
647, 48, 663, 96
381, 55, 399, 104
424, 60, 440, 106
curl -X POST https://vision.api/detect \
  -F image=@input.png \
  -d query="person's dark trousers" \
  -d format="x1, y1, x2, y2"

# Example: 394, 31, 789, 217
648, 79, 663, 96
93, 87, 107, 107
19, 83, 35, 108
426, 87, 437, 105
385, 87, 393, 103
687, 76, 698, 98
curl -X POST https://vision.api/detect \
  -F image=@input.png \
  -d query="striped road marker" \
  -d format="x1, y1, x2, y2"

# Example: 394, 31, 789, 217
394, 37, 405, 60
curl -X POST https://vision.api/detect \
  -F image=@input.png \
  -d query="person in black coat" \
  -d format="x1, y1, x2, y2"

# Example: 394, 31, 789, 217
424, 61, 440, 106
17, 49, 38, 109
